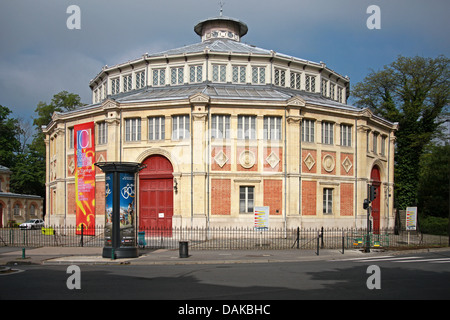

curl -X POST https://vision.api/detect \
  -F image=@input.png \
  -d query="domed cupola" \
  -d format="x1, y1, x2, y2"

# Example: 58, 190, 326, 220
194, 14, 248, 43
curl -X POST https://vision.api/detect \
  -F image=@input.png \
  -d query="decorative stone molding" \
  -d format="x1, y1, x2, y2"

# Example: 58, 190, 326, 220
304, 153, 315, 171
266, 151, 280, 168
214, 150, 229, 168
322, 154, 335, 172
341, 156, 352, 173
239, 150, 256, 169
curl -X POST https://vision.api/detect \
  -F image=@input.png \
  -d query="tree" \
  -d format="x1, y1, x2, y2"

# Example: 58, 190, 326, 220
0, 105, 21, 168
352, 55, 449, 211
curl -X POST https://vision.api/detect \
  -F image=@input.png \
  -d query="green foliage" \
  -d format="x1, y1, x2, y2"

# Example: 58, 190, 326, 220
352, 55, 450, 211
419, 216, 449, 236
0, 105, 21, 168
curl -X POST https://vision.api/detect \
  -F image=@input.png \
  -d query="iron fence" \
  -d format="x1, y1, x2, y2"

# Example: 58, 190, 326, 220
0, 225, 448, 250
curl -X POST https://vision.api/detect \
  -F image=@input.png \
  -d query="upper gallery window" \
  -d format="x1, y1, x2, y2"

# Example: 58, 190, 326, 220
232, 66, 246, 84
171, 67, 184, 85
274, 68, 286, 87
251, 67, 265, 84
190, 65, 203, 83
123, 74, 132, 92
153, 68, 166, 86
305, 75, 316, 92
111, 78, 120, 95
290, 71, 301, 90
213, 64, 227, 83
135, 71, 145, 89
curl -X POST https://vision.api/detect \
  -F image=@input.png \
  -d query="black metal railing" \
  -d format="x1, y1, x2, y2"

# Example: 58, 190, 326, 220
0, 225, 448, 250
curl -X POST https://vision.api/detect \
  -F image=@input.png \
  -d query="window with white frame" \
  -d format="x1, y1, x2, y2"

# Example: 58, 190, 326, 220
213, 64, 227, 82
98, 122, 108, 145
14, 204, 20, 216
305, 75, 315, 92
302, 119, 315, 143
211, 114, 230, 139
172, 115, 190, 140
111, 78, 120, 95
340, 124, 352, 147
171, 67, 184, 85
148, 116, 165, 141
251, 66, 265, 84
338, 87, 343, 103
238, 115, 256, 140
136, 71, 145, 89
323, 188, 333, 214
264, 116, 282, 140
125, 118, 141, 142
321, 79, 328, 97
153, 69, 166, 86
239, 186, 254, 213
274, 68, 286, 87
290, 71, 301, 90
330, 83, 336, 100
232, 65, 246, 83
123, 74, 132, 92
322, 121, 334, 145
190, 65, 203, 83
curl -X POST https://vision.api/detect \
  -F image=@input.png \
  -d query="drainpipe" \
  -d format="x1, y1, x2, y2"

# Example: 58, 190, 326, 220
354, 118, 358, 228
284, 107, 287, 235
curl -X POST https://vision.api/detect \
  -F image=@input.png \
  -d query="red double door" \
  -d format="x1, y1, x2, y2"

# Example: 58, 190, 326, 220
139, 155, 173, 235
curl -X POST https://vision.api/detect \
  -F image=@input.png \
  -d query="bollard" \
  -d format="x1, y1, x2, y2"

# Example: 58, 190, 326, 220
22, 248, 25, 259
179, 241, 189, 258
111, 248, 115, 260
316, 231, 320, 256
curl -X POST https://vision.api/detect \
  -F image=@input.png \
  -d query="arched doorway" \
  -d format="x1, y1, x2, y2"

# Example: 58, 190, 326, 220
139, 155, 173, 235
371, 166, 381, 234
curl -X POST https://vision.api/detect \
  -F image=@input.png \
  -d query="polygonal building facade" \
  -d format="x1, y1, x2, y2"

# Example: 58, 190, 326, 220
43, 15, 397, 232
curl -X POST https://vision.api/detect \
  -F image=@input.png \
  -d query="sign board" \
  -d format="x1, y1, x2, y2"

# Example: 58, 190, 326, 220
254, 206, 269, 230
405, 207, 417, 231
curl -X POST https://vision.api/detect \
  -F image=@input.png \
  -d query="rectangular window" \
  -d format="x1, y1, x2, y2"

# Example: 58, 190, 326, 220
190, 65, 203, 83
172, 115, 190, 140
171, 67, 184, 85
323, 188, 333, 214
305, 75, 315, 92
136, 71, 145, 89
239, 186, 254, 213
322, 121, 334, 145
153, 68, 166, 86
274, 69, 285, 86
340, 124, 352, 147
98, 122, 108, 145
238, 115, 256, 140
123, 74, 132, 92
211, 114, 230, 139
338, 87, 343, 103
213, 64, 227, 82
148, 116, 165, 141
302, 119, 315, 143
373, 132, 378, 153
264, 116, 282, 140
125, 118, 141, 142
111, 78, 120, 95
232, 66, 246, 83
290, 71, 301, 90
68, 127, 74, 149
381, 136, 386, 156
321, 79, 328, 97
330, 83, 336, 100
252, 66, 265, 84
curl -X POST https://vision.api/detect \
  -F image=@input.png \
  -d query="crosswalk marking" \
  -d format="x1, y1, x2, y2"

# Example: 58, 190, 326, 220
331, 255, 450, 264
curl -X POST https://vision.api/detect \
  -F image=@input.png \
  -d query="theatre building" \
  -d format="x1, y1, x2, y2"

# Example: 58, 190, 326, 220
43, 15, 397, 232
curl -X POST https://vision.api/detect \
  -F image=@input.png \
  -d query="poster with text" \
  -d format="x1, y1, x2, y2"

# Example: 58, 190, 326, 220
74, 122, 96, 235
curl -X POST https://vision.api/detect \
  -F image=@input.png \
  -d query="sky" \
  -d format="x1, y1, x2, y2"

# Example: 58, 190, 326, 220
0, 0, 449, 119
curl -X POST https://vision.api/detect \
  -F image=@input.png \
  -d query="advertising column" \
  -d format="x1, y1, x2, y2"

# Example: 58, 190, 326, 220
74, 122, 96, 236
96, 162, 144, 259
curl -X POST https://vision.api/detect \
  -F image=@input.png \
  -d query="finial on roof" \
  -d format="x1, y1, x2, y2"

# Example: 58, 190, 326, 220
219, 1, 225, 16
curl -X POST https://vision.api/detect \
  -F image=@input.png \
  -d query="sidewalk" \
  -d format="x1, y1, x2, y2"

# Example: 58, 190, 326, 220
0, 245, 379, 267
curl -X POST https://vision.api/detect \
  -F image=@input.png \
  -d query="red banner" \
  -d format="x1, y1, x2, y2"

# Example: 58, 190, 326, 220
74, 122, 96, 235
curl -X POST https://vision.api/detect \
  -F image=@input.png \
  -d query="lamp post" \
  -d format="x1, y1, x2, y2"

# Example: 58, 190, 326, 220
95, 162, 145, 259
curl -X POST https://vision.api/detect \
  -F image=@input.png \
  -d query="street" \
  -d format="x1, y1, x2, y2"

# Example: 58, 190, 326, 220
1, 250, 449, 304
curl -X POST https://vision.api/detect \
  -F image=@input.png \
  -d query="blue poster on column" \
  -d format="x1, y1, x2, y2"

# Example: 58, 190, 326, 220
104, 172, 113, 246
119, 172, 135, 246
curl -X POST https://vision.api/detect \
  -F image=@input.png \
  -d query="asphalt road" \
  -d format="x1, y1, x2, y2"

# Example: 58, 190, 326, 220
1, 250, 449, 306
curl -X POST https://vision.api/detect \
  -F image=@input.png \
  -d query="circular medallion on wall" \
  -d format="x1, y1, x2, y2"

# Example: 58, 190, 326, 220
322, 154, 335, 172
239, 150, 256, 169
